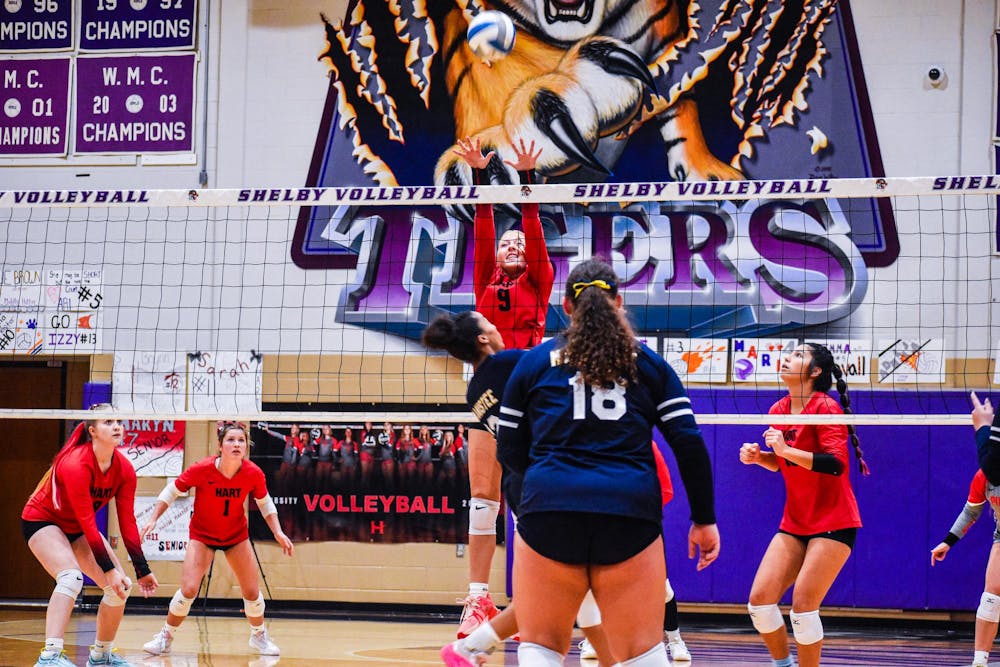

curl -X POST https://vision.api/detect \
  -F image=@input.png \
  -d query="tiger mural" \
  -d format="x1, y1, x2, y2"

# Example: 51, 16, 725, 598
317, 0, 840, 199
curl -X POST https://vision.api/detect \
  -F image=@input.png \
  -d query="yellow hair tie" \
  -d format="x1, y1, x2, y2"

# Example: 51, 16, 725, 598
572, 279, 614, 299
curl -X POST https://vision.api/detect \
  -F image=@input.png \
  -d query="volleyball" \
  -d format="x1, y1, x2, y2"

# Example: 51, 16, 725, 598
467, 10, 516, 62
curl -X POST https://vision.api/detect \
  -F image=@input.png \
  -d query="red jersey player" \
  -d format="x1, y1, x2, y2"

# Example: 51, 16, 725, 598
739, 343, 868, 667
454, 136, 554, 350
21, 404, 158, 667
140, 422, 293, 658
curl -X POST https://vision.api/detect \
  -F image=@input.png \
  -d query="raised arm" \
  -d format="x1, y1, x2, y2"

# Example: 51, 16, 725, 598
506, 140, 553, 299
454, 137, 500, 300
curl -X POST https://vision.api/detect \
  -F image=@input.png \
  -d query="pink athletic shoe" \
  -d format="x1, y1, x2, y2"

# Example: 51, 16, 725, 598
440, 640, 488, 667
456, 593, 499, 639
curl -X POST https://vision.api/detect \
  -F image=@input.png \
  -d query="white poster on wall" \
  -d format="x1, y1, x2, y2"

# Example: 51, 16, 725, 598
662, 338, 729, 383
730, 338, 798, 383
876, 338, 946, 384
187, 350, 263, 414
134, 494, 192, 562
805, 339, 873, 382
0, 268, 103, 355
113, 351, 187, 412
118, 420, 185, 477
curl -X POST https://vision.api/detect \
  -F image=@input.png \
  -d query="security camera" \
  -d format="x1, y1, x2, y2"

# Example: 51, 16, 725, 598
926, 66, 946, 87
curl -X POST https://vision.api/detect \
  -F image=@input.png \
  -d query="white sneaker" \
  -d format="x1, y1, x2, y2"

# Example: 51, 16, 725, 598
578, 638, 597, 660
248, 628, 280, 656
667, 636, 691, 662
142, 629, 173, 656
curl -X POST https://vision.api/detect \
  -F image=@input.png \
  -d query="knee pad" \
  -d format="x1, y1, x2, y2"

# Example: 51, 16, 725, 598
620, 642, 670, 666
169, 589, 196, 617
665, 578, 674, 603
748, 602, 784, 634
54, 569, 83, 601
576, 589, 602, 628
517, 642, 563, 667
978, 592, 1000, 622
101, 578, 132, 608
790, 609, 824, 645
243, 593, 266, 618
468, 497, 500, 536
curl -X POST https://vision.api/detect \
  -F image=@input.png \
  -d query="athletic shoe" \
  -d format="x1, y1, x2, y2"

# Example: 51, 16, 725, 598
440, 640, 488, 666
578, 638, 597, 660
142, 629, 173, 656
87, 649, 136, 666
35, 651, 76, 667
248, 628, 280, 656
456, 593, 499, 638
667, 636, 691, 662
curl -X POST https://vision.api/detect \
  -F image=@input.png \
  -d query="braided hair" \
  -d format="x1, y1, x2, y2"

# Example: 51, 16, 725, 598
806, 343, 870, 475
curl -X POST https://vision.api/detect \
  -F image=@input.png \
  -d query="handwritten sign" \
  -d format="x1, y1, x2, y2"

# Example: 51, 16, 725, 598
662, 338, 728, 383
188, 350, 262, 414
0, 0, 73, 51
134, 495, 192, 561
805, 339, 872, 382
730, 338, 798, 383
112, 351, 186, 412
119, 419, 184, 476
75, 53, 195, 153
0, 268, 102, 355
0, 58, 71, 156
877, 338, 945, 384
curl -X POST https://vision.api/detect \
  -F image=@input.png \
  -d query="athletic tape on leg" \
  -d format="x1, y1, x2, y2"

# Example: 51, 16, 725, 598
978, 592, 1000, 622
576, 589, 602, 628
169, 590, 195, 617
244, 593, 266, 617
790, 609, 823, 645
748, 602, 784, 634
468, 497, 500, 536
517, 642, 563, 666
54, 569, 83, 600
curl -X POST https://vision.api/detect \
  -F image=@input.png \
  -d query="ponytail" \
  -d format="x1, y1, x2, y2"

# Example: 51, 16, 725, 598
36, 420, 89, 509
807, 344, 870, 476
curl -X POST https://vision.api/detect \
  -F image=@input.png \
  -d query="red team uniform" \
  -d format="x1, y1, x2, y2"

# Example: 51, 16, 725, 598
770, 393, 862, 535
472, 195, 554, 350
22, 443, 150, 576
174, 457, 269, 547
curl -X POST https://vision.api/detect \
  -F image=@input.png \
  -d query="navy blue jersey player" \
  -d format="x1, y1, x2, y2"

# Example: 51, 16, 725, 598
496, 258, 719, 667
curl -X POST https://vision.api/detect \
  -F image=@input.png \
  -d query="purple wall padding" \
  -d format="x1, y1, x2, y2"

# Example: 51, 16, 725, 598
654, 388, 991, 612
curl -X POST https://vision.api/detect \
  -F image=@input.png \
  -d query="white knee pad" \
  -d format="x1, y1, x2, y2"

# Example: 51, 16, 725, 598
54, 569, 83, 601
517, 641, 563, 666
978, 592, 1000, 622
101, 578, 132, 608
620, 642, 670, 666
576, 589, 602, 628
244, 593, 266, 618
748, 602, 784, 634
169, 589, 196, 617
790, 609, 824, 645
665, 578, 675, 603
468, 497, 500, 536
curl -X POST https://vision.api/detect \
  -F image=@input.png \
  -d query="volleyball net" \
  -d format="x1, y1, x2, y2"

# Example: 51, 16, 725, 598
0, 175, 996, 426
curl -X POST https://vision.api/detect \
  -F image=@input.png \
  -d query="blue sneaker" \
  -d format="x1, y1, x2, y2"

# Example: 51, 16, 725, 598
86, 648, 135, 666
35, 650, 76, 667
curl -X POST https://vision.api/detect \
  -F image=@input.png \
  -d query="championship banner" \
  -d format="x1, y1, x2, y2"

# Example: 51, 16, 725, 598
119, 419, 185, 477
0, 268, 102, 355
74, 53, 195, 154
135, 495, 193, 561
248, 423, 476, 544
0, 58, 71, 156
0, 0, 73, 52
80, 0, 197, 51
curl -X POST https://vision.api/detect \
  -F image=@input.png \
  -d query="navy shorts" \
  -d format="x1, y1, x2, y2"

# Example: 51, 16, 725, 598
516, 511, 661, 565
779, 527, 857, 550
21, 519, 82, 544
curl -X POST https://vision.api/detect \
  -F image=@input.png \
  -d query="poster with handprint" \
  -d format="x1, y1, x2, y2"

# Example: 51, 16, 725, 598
730, 338, 798, 384
663, 338, 728, 383
877, 338, 945, 384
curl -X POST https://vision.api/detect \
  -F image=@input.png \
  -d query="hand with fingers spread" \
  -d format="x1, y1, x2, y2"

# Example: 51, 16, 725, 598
452, 136, 494, 170
503, 138, 543, 172
971, 391, 994, 431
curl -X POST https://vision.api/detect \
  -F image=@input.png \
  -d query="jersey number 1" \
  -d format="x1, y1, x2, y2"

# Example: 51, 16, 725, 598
569, 373, 626, 420
222, 499, 230, 516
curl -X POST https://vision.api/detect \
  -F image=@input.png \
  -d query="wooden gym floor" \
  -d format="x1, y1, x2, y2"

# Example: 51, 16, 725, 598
0, 609, 982, 666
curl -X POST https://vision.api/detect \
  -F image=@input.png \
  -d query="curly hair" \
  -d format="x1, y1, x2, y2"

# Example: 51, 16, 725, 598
560, 258, 637, 388
806, 343, 870, 475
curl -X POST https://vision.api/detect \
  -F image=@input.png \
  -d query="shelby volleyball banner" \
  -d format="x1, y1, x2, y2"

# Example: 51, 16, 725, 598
296, 0, 898, 341
249, 423, 476, 544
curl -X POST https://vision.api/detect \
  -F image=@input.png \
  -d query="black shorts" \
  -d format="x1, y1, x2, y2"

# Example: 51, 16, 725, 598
516, 511, 661, 565
779, 527, 857, 550
21, 519, 83, 544
197, 539, 243, 552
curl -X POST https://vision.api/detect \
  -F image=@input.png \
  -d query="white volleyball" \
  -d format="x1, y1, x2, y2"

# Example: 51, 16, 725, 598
467, 10, 516, 62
